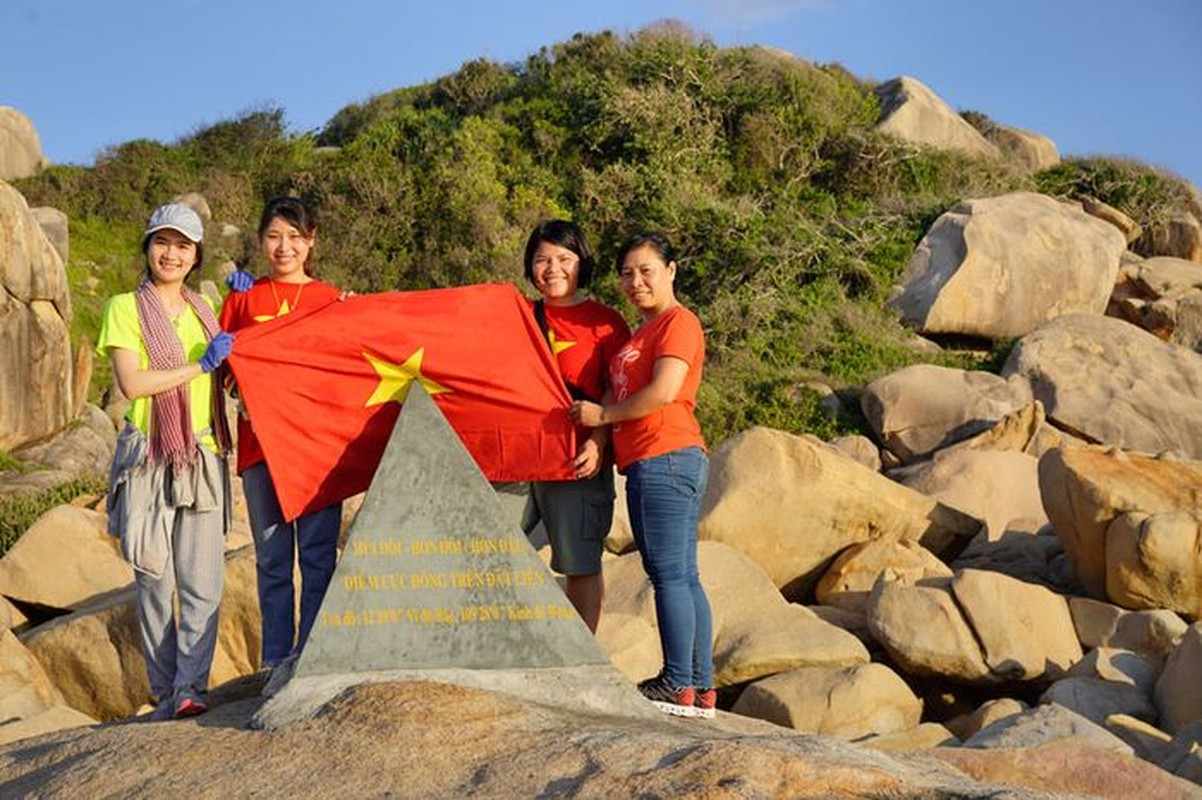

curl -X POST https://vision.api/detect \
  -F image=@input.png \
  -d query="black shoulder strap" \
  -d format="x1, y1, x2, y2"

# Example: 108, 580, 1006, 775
533, 299, 550, 339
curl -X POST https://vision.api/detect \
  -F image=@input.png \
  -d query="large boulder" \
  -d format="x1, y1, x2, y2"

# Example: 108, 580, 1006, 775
891, 448, 1046, 539
1040, 677, 1156, 727
951, 569, 1082, 682
945, 698, 1028, 741
603, 541, 868, 687
0, 628, 66, 722
888, 193, 1126, 339
962, 702, 1132, 754
1039, 444, 1202, 600
867, 575, 990, 682
860, 364, 1032, 463
1155, 624, 1202, 734
1108, 255, 1202, 351
1107, 510, 1202, 619
873, 76, 998, 160
12, 409, 115, 479
29, 206, 68, 266
698, 427, 981, 599
593, 612, 659, 683
0, 180, 74, 451
1006, 315, 1202, 458
0, 107, 46, 181
983, 123, 1060, 173
1066, 647, 1160, 696
732, 663, 921, 739
712, 603, 868, 686
20, 546, 262, 720
0, 506, 131, 610
1083, 197, 1143, 244
0, 624, 95, 746
1135, 211, 1202, 263
0, 705, 95, 747
936, 737, 1201, 800
815, 539, 951, 614
1069, 597, 1186, 658
951, 529, 1070, 592
867, 569, 1081, 685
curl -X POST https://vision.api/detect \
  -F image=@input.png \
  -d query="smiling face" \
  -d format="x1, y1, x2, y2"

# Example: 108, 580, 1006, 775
146, 228, 199, 288
260, 216, 314, 282
619, 243, 677, 318
530, 240, 581, 305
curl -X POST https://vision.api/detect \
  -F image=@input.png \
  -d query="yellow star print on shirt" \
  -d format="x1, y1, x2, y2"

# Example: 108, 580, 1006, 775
547, 330, 576, 356
252, 299, 294, 323
364, 347, 451, 406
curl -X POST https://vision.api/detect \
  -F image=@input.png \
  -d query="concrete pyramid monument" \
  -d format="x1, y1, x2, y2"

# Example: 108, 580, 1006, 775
254, 385, 654, 728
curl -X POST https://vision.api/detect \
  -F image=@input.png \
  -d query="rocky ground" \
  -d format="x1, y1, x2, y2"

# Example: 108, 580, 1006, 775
1, 673, 1198, 799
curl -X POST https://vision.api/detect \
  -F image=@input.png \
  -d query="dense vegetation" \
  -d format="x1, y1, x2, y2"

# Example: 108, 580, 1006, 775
15, 22, 1197, 448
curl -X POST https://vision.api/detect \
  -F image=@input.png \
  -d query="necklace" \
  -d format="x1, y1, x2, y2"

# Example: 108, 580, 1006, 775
155, 287, 187, 321
270, 279, 306, 315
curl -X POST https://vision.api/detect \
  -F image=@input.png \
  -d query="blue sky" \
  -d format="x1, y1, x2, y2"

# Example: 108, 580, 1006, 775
3, 0, 1199, 188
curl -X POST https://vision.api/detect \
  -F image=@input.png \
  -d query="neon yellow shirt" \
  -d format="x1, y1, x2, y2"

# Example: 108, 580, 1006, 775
96, 292, 219, 453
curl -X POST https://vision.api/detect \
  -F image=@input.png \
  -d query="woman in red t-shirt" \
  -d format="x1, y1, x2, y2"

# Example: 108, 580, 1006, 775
515, 220, 630, 633
570, 232, 714, 718
220, 196, 343, 693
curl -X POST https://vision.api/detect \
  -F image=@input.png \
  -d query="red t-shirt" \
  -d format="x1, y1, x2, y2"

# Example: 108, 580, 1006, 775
608, 305, 706, 472
537, 299, 630, 402
535, 298, 630, 456
219, 277, 341, 473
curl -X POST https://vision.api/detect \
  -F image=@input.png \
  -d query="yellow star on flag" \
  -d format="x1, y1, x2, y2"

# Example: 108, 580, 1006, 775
364, 347, 451, 407
547, 330, 576, 356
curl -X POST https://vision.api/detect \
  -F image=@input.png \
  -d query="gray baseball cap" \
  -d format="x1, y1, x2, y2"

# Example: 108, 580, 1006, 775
142, 203, 204, 247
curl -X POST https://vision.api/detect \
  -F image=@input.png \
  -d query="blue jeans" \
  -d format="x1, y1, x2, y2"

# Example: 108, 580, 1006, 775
242, 463, 342, 666
625, 446, 713, 689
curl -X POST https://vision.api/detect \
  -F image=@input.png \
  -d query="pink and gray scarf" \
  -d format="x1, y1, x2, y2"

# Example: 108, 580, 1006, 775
135, 278, 231, 469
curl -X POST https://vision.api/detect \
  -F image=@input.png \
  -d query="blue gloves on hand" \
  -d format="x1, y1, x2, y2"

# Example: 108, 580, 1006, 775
199, 331, 235, 373
226, 270, 254, 293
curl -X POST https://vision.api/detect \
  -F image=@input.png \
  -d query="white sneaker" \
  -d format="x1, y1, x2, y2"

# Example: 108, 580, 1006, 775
262, 653, 298, 697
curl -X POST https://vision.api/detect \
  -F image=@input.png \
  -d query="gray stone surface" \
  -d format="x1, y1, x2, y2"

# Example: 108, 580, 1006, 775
251, 384, 652, 730
252, 665, 660, 730
297, 384, 611, 677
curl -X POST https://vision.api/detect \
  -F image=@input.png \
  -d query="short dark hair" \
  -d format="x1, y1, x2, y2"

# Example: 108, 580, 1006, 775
258, 195, 319, 274
615, 232, 675, 272
523, 219, 596, 289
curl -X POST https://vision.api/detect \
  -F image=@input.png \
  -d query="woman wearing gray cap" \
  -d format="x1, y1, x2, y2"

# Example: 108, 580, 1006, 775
97, 202, 235, 720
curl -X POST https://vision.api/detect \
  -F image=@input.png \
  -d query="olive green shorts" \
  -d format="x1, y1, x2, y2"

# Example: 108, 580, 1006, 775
497, 469, 615, 576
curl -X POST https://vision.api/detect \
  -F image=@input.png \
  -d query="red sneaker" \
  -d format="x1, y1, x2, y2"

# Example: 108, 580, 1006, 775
694, 687, 717, 719
174, 688, 208, 719
637, 675, 696, 717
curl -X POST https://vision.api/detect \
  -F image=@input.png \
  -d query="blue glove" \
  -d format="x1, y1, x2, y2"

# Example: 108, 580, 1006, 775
199, 331, 234, 373
226, 270, 254, 293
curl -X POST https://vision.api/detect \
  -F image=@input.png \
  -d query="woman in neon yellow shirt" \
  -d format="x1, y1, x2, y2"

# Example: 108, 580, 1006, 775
98, 203, 234, 721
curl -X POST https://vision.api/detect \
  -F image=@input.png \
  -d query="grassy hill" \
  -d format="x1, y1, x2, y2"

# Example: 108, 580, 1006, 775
14, 21, 1196, 446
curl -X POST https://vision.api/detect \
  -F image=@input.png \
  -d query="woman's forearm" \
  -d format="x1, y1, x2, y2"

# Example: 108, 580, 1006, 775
110, 348, 204, 399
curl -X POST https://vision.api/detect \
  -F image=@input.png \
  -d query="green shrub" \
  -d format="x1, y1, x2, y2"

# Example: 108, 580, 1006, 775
14, 24, 1090, 449
0, 476, 109, 555
1034, 156, 1196, 228
0, 451, 32, 473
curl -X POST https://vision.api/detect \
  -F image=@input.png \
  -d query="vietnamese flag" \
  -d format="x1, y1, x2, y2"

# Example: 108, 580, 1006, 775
226, 283, 575, 521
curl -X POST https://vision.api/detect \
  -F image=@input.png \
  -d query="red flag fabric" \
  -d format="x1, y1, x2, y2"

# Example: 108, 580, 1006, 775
226, 283, 575, 521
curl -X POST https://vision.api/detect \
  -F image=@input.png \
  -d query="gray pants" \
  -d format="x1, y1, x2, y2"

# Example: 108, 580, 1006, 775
108, 424, 229, 701
134, 501, 225, 699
